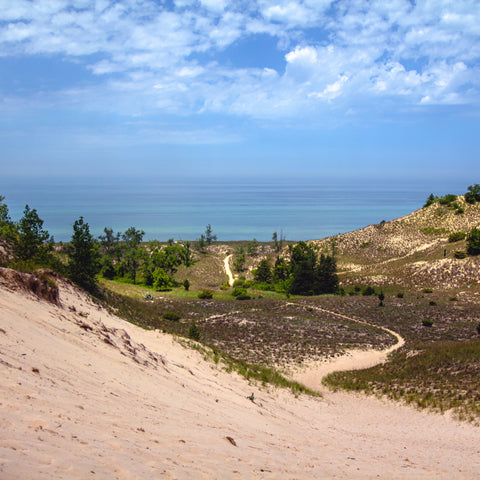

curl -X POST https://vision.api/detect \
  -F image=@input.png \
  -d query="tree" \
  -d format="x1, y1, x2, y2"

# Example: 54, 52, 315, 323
0, 195, 15, 240
181, 240, 195, 267
465, 184, 480, 204
153, 268, 174, 291
205, 224, 217, 245
286, 241, 338, 296
69, 217, 100, 291
467, 227, 480, 255
254, 259, 272, 283
14, 205, 51, 261
233, 246, 246, 272
0, 195, 12, 227
151, 241, 183, 276
314, 253, 338, 294
272, 231, 284, 254
272, 257, 289, 283
197, 234, 206, 253
122, 227, 145, 283
247, 238, 260, 257
288, 242, 317, 295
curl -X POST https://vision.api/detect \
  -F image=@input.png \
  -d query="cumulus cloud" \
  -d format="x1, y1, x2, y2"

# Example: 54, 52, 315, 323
0, 0, 479, 120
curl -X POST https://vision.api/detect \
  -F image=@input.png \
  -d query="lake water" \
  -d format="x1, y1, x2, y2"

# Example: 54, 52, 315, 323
0, 175, 471, 242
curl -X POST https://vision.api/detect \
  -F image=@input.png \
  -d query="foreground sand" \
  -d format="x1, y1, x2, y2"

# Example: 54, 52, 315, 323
1, 272, 479, 479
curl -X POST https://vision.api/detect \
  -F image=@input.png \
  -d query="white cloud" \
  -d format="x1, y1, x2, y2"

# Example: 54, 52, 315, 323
0, 0, 479, 120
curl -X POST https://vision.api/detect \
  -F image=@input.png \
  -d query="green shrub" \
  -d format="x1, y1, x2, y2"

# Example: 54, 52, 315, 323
465, 184, 480, 204
477, 323, 480, 336
423, 288, 433, 293
423, 193, 436, 207
362, 286, 376, 296
454, 251, 467, 259
448, 231, 466, 242
188, 323, 201, 341
429, 301, 437, 306
397, 292, 404, 298
422, 319, 433, 327
438, 194, 457, 205
421, 227, 449, 236
198, 289, 213, 299
467, 227, 480, 255
235, 293, 251, 300
163, 312, 180, 321
253, 281, 273, 291
231, 287, 247, 297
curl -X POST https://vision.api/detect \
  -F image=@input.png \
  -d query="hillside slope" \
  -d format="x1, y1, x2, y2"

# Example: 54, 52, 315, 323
1, 268, 480, 479
313, 196, 480, 290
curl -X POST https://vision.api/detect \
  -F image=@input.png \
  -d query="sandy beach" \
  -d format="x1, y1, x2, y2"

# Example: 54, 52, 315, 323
1, 270, 479, 479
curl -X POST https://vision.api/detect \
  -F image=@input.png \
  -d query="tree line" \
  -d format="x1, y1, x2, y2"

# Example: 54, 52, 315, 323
0, 195, 216, 293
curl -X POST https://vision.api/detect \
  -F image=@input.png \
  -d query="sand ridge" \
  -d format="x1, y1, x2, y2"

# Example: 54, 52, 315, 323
1, 273, 479, 479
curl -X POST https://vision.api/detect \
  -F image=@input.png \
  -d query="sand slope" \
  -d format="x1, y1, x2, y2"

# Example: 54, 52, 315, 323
1, 272, 479, 479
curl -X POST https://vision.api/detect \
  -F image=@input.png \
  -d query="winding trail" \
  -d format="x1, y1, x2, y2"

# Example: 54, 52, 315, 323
223, 253, 405, 391
288, 305, 405, 391
224, 254, 235, 286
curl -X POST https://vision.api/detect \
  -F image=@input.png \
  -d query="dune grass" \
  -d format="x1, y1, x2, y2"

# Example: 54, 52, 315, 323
323, 339, 480, 423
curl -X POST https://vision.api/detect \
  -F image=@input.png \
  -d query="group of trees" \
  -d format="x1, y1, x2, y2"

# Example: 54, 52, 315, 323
424, 184, 480, 211
252, 241, 338, 296
0, 195, 210, 292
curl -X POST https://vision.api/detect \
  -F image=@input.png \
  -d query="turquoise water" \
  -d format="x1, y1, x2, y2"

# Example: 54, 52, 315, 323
0, 175, 471, 242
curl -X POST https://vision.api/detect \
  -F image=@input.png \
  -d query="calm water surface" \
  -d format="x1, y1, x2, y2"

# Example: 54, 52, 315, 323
0, 175, 470, 242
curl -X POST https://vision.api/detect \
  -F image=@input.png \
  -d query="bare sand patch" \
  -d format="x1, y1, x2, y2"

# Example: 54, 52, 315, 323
1, 275, 479, 479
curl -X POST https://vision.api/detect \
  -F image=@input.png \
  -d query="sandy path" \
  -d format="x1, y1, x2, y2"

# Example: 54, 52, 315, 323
287, 305, 405, 391
224, 254, 235, 286
1, 276, 479, 479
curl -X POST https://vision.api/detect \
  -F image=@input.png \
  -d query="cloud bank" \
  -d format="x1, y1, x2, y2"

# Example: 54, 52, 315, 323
1, 0, 479, 121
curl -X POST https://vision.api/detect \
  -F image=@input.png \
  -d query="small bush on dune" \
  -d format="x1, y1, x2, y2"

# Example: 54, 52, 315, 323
454, 251, 467, 259
362, 286, 375, 296
422, 319, 433, 327
163, 312, 180, 321
448, 232, 466, 243
198, 289, 213, 299
188, 323, 201, 341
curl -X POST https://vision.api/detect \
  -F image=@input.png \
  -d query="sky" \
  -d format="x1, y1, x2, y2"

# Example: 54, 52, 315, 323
1, 0, 480, 180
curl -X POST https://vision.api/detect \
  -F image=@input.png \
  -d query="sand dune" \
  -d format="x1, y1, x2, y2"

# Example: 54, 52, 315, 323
1, 271, 479, 479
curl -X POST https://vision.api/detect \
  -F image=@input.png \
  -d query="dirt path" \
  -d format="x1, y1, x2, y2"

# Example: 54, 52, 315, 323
224, 254, 235, 286
288, 305, 405, 391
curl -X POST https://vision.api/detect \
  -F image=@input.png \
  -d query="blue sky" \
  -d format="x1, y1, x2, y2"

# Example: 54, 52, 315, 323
1, 0, 479, 179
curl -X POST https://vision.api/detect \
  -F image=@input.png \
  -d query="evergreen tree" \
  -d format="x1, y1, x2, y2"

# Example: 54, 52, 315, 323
314, 253, 338, 294
254, 259, 272, 283
288, 242, 317, 295
14, 205, 51, 261
69, 217, 100, 291
122, 227, 145, 283
467, 227, 480, 255
205, 224, 217, 245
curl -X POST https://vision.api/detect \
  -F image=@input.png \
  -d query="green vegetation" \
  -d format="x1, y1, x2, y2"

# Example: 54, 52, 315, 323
465, 184, 480, 204
68, 217, 100, 292
420, 227, 449, 236
448, 231, 466, 242
467, 227, 480, 255
324, 339, 480, 422
2, 187, 480, 417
